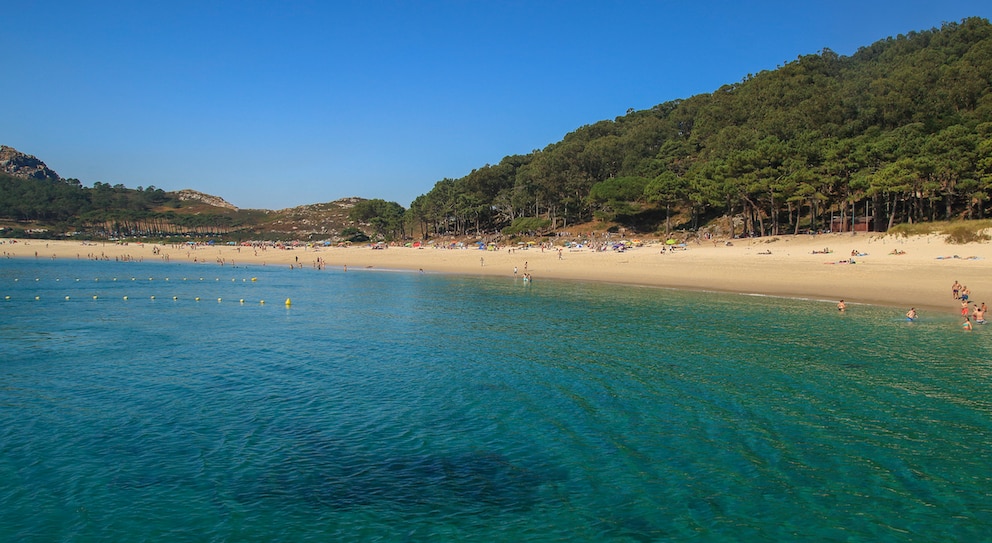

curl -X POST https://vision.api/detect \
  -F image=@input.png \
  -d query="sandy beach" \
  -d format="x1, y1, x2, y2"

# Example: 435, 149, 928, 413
4, 233, 992, 314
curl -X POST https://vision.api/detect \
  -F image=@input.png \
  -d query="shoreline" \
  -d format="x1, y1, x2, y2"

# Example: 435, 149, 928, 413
3, 233, 992, 315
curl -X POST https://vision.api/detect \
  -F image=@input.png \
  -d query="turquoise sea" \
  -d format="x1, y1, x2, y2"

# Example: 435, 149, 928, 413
1, 258, 990, 542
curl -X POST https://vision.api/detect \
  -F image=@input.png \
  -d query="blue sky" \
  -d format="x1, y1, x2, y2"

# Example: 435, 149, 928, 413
3, 1, 989, 210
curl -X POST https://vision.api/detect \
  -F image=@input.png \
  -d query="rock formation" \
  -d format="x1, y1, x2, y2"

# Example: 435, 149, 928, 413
0, 145, 61, 180
175, 189, 239, 210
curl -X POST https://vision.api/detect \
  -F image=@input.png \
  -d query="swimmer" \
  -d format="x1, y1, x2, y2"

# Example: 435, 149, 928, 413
906, 308, 917, 321
963, 316, 973, 331
837, 300, 846, 312
973, 305, 986, 324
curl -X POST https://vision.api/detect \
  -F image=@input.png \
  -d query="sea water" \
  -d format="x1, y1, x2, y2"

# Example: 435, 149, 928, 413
1, 257, 990, 542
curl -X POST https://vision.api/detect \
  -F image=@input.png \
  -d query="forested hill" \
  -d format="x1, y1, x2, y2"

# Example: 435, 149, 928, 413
4, 17, 991, 242
408, 16, 992, 238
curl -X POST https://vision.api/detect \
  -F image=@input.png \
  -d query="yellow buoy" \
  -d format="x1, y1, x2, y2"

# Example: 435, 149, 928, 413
4, 296, 9, 300
123, 296, 128, 301
93, 295, 98, 300
285, 298, 292, 307
251, 277, 257, 282
151, 296, 155, 300
173, 296, 178, 300
35, 296, 40, 300
260, 300, 265, 305
239, 299, 245, 304
217, 298, 222, 302
65, 296, 70, 300
195, 297, 201, 302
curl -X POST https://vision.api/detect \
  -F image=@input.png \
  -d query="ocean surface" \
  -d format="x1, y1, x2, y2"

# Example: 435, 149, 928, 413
1, 257, 990, 542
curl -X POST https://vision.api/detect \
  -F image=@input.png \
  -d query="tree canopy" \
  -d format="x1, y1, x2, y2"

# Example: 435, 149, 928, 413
5, 17, 992, 241
408, 17, 992, 238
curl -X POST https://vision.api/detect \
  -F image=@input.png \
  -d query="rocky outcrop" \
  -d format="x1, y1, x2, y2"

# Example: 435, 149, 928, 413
0, 145, 61, 180
175, 189, 239, 210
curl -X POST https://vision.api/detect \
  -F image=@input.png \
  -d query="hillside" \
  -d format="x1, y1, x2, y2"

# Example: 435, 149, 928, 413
408, 17, 992, 239
0, 148, 368, 240
3, 17, 992, 242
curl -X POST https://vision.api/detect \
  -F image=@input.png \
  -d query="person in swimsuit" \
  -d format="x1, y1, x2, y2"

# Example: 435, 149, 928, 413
963, 316, 973, 331
837, 300, 846, 312
973, 305, 986, 324
906, 308, 917, 321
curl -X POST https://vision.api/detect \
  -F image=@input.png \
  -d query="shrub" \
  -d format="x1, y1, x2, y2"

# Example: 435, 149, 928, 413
944, 224, 990, 244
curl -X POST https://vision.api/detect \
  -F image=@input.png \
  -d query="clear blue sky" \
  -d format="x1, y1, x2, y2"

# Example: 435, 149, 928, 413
3, 1, 989, 210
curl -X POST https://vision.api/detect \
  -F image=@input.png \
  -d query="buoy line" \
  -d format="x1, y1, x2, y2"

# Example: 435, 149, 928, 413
4, 276, 259, 284
3, 294, 284, 306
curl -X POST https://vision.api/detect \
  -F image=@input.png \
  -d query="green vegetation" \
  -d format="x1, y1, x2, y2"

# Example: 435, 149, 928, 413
0, 172, 264, 239
502, 217, 552, 236
347, 199, 406, 241
888, 219, 992, 243
944, 223, 992, 244
3, 17, 992, 243
408, 17, 992, 238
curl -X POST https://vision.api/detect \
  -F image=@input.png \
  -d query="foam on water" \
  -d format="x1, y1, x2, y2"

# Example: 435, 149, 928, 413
2, 258, 991, 541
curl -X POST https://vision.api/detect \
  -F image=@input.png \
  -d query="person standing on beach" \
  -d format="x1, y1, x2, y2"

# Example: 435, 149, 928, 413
952, 281, 961, 299
837, 300, 846, 312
